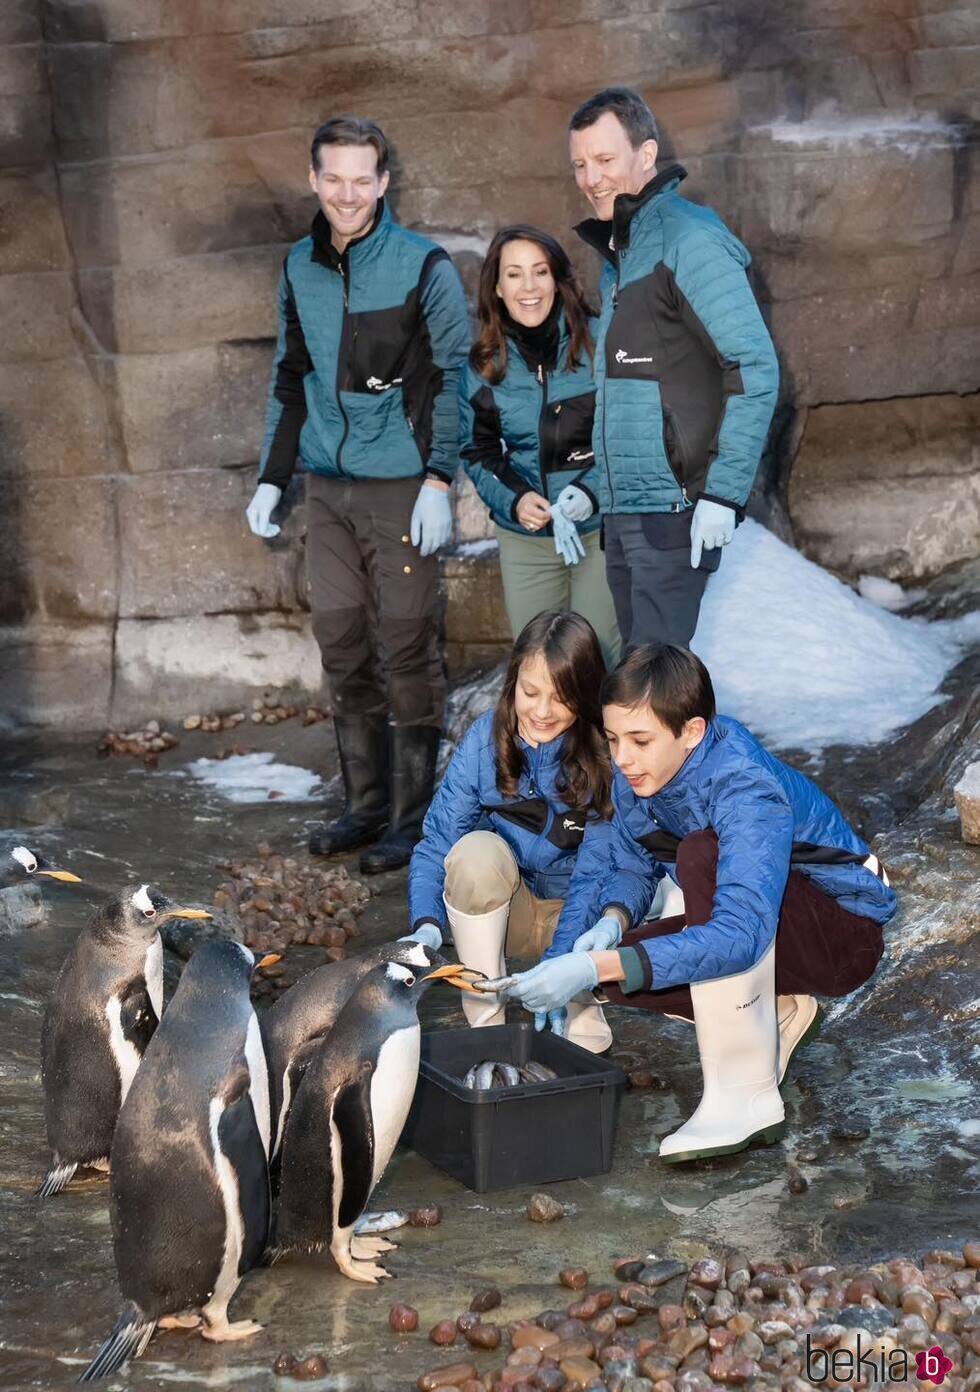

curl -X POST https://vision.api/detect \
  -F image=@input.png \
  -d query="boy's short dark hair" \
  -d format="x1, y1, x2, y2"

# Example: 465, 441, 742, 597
311, 115, 389, 175
601, 645, 715, 737
569, 86, 659, 149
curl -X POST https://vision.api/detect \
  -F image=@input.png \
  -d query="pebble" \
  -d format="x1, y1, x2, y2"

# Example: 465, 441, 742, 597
532, 1370, 566, 1392
683, 1288, 709, 1320
551, 1337, 596, 1361
614, 1305, 639, 1326
293, 1354, 329, 1381
708, 1354, 761, 1383
528, 1193, 565, 1223
639, 1259, 688, 1287
830, 1116, 871, 1142
390, 1304, 419, 1333
410, 1205, 443, 1227
658, 1305, 687, 1333
512, 1325, 560, 1351
622, 1285, 660, 1313
559, 1354, 603, 1385
274, 1353, 297, 1376
456, 1312, 482, 1335
464, 1322, 501, 1350
416, 1363, 478, 1391
788, 1175, 808, 1195
901, 1284, 938, 1328
592, 1311, 618, 1336
964, 1242, 980, 1269
560, 1267, 590, 1290
668, 1323, 708, 1359
615, 1258, 647, 1282
470, 1288, 502, 1313
429, 1321, 458, 1347
689, 1259, 723, 1291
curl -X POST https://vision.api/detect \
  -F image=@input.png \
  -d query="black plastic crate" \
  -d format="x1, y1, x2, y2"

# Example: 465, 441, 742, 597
402, 1022, 627, 1192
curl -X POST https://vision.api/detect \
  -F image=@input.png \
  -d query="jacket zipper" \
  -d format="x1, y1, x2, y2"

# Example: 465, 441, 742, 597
536, 364, 556, 537
335, 259, 351, 476
662, 407, 691, 508
602, 258, 621, 511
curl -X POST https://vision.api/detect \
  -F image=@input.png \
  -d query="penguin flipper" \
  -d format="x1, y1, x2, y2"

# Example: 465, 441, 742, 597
119, 981, 158, 1060
217, 1079, 271, 1275
77, 1304, 155, 1382
332, 1066, 376, 1230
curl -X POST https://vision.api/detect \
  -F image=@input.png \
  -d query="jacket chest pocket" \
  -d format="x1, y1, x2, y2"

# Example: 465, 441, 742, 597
541, 390, 596, 475
346, 303, 418, 395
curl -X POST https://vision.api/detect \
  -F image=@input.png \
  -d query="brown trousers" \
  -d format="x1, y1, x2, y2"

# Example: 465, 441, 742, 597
305, 474, 445, 726
603, 829, 886, 1019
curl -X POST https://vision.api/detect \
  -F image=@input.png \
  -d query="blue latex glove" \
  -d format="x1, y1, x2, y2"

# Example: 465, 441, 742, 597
534, 1008, 567, 1036
572, 914, 622, 953
554, 484, 594, 523
551, 505, 586, 567
690, 498, 735, 568
502, 952, 598, 1013
410, 484, 453, 557
397, 924, 442, 951
245, 482, 282, 539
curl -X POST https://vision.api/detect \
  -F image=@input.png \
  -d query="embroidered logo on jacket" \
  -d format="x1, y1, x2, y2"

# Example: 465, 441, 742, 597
614, 348, 654, 365
567, 450, 594, 463
562, 817, 585, 832
366, 375, 403, 392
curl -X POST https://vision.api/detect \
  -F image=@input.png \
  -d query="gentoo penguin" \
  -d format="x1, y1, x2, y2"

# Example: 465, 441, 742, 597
261, 938, 441, 1179
10, 845, 83, 884
272, 959, 473, 1283
38, 884, 211, 1198
78, 939, 279, 1383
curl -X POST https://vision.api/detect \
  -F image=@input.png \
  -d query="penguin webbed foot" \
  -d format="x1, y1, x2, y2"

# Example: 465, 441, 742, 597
333, 1248, 394, 1284
350, 1234, 398, 1259
158, 1313, 202, 1331
200, 1317, 263, 1343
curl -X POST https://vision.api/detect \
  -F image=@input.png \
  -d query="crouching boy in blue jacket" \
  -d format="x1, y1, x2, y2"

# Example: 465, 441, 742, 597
499, 644, 896, 1163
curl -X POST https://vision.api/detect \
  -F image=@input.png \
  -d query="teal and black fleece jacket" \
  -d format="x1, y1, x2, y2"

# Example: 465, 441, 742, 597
259, 200, 469, 486
576, 165, 779, 516
459, 311, 603, 537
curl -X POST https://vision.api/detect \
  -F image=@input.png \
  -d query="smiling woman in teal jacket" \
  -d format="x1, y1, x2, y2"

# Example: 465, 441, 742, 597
460, 227, 621, 669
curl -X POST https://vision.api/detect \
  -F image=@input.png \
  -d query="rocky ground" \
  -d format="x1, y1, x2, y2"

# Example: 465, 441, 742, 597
0, 578, 976, 1389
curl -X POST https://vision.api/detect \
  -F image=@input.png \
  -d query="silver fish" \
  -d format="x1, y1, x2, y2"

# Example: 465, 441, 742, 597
521, 1061, 558, 1083
496, 1062, 521, 1087
462, 1064, 479, 1089
354, 1210, 409, 1234
474, 1060, 496, 1091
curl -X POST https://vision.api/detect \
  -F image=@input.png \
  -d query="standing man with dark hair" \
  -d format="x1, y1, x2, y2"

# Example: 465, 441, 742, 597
246, 116, 470, 873
563, 86, 779, 650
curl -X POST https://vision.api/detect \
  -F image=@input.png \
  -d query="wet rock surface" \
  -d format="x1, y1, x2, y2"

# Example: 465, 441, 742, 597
0, 673, 977, 1388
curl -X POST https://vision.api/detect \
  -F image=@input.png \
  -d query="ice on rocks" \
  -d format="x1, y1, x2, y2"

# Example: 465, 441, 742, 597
185, 751, 323, 803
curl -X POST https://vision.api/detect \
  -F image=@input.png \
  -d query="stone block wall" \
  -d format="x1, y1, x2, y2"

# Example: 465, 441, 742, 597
1, 0, 977, 731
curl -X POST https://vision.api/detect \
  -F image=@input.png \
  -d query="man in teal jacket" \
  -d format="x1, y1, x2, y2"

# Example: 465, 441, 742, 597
246, 116, 469, 873
569, 88, 779, 648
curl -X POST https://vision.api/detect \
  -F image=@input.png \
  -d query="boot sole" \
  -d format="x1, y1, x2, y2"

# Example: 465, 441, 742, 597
660, 1120, 786, 1165
308, 824, 389, 858
778, 1003, 824, 1084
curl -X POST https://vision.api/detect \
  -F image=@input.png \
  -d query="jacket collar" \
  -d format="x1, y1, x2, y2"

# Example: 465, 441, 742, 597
517, 727, 566, 765
310, 197, 390, 272
506, 303, 565, 375
575, 163, 687, 262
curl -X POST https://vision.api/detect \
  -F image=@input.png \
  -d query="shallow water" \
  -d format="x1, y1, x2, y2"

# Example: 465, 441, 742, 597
0, 714, 976, 1390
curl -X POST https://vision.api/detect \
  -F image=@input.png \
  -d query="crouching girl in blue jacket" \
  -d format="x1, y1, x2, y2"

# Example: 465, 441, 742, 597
498, 644, 897, 1161
406, 610, 616, 1052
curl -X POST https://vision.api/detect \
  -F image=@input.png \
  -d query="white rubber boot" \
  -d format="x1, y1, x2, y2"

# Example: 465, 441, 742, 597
564, 994, 613, 1053
658, 873, 686, 919
444, 897, 509, 1028
659, 939, 784, 1163
777, 993, 822, 1083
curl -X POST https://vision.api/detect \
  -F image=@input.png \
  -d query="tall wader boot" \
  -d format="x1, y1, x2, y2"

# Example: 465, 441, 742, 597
360, 725, 441, 875
659, 939, 785, 1163
308, 715, 389, 857
444, 900, 510, 1028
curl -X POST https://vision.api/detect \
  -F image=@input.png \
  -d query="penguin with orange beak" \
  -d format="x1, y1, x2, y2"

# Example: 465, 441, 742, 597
38, 883, 212, 1198
272, 957, 480, 1282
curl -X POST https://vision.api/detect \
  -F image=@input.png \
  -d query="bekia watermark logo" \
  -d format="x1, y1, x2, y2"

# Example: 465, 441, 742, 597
805, 1334, 952, 1386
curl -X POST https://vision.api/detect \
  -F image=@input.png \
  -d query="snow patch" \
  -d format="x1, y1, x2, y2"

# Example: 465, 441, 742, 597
955, 761, 980, 800
186, 752, 322, 804
758, 115, 953, 150
857, 575, 927, 612
691, 521, 969, 751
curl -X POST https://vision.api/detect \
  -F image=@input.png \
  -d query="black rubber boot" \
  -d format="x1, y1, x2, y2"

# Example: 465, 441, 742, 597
359, 724, 441, 875
308, 715, 389, 857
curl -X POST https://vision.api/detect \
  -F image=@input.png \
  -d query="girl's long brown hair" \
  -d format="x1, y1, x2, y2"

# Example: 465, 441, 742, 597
493, 612, 613, 820
472, 225, 595, 386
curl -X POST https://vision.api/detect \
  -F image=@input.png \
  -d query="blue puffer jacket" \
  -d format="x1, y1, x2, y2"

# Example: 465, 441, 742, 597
259, 200, 469, 487
460, 314, 602, 536
408, 710, 610, 936
576, 166, 779, 516
552, 717, 897, 988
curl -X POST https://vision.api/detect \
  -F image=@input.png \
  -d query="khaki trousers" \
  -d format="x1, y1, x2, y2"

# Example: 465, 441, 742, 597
443, 830, 613, 1053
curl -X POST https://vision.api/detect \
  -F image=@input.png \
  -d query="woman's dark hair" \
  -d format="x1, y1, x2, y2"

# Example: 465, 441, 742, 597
472, 226, 594, 385
601, 645, 716, 737
311, 115, 389, 175
493, 612, 613, 819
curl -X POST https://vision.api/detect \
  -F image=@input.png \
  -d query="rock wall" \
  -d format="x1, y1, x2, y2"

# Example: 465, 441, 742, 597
1, 0, 977, 731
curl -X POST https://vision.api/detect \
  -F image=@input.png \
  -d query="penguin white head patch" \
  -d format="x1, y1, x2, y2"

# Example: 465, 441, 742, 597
12, 847, 38, 873
386, 961, 416, 988
401, 943, 430, 970
236, 942, 256, 966
131, 885, 156, 918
